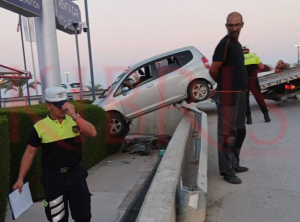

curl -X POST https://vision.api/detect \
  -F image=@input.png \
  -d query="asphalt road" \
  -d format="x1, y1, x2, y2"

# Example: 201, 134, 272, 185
199, 97, 300, 222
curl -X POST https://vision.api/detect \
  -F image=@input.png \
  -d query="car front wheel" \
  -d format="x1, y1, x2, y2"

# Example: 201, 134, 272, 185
107, 112, 128, 137
187, 80, 210, 103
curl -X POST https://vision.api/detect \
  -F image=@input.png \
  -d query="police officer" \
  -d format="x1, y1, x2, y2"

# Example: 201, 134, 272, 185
13, 87, 97, 222
243, 46, 271, 124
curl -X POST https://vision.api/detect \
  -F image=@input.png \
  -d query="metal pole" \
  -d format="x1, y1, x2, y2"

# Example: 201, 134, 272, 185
29, 37, 38, 95
297, 45, 299, 65
74, 23, 84, 100
0, 88, 2, 109
84, 0, 95, 100
19, 15, 31, 105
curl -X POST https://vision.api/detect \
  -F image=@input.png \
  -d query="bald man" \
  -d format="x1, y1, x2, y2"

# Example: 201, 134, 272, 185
209, 12, 248, 184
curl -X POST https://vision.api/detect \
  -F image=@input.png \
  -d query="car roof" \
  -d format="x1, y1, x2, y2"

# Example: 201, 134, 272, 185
128, 46, 198, 71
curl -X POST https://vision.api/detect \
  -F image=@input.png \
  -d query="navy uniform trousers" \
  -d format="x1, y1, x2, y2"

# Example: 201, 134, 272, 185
41, 166, 91, 222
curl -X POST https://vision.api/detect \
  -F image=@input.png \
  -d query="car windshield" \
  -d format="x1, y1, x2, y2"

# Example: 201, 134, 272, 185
113, 72, 127, 84
70, 83, 81, 88
99, 72, 127, 97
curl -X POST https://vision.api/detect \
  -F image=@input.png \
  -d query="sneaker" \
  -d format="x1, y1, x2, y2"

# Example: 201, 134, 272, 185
264, 112, 271, 122
246, 116, 252, 125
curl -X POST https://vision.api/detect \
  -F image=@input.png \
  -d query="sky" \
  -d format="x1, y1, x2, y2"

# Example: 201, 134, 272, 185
1, 0, 300, 97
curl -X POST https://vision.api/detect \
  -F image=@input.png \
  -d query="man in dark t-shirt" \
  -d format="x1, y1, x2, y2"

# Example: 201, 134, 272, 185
209, 12, 248, 184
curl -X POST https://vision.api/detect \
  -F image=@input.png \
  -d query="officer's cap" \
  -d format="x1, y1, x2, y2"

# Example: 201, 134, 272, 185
45, 87, 68, 108
242, 45, 250, 50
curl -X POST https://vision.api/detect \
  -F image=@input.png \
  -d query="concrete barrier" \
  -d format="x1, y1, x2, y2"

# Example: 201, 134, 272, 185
136, 105, 208, 222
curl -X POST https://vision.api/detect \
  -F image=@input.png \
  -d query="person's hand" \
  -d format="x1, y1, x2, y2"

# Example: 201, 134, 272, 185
13, 179, 24, 194
62, 102, 76, 118
210, 89, 216, 99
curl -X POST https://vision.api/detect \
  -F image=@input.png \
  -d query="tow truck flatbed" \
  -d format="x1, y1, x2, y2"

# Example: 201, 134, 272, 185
258, 66, 300, 101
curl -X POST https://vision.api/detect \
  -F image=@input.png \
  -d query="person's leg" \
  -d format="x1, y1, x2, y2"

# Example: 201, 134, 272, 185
41, 170, 69, 222
252, 79, 269, 112
217, 92, 239, 177
246, 80, 251, 117
68, 168, 92, 222
233, 92, 247, 170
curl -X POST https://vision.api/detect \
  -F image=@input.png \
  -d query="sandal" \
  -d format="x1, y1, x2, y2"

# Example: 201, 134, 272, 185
235, 166, 249, 173
224, 175, 242, 184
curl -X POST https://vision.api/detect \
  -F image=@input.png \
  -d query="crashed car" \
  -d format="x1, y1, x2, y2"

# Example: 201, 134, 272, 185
93, 46, 215, 136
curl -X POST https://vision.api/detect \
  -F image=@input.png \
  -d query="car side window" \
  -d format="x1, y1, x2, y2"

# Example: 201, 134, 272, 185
175, 50, 193, 66
114, 64, 154, 97
123, 65, 154, 90
61, 84, 67, 89
155, 56, 180, 77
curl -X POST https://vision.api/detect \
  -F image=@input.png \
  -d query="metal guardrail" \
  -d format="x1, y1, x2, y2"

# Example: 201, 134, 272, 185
136, 101, 208, 222
0, 90, 105, 107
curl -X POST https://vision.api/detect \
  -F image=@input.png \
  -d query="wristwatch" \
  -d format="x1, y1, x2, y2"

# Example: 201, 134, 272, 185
72, 113, 81, 122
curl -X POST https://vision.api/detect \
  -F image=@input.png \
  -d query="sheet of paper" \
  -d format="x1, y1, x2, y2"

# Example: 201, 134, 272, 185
8, 182, 33, 219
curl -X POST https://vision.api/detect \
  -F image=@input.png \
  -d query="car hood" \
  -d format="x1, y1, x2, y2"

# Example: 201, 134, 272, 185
92, 97, 106, 106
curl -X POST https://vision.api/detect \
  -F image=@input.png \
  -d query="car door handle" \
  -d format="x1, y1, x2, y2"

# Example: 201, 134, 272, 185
146, 83, 154, 88
179, 69, 186, 74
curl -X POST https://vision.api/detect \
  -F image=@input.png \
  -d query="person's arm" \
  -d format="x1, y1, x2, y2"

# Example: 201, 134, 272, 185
62, 103, 97, 138
13, 145, 38, 193
209, 62, 223, 82
275, 65, 281, 73
258, 62, 264, 71
209, 38, 228, 82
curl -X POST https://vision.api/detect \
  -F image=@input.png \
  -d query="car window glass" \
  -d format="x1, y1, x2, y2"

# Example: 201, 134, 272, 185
175, 51, 193, 66
114, 64, 154, 96
123, 65, 154, 90
61, 84, 67, 89
70, 83, 80, 88
155, 56, 180, 77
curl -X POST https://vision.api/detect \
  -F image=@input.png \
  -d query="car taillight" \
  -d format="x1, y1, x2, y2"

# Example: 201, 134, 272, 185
72, 89, 77, 92
285, 84, 295, 90
202, 57, 210, 69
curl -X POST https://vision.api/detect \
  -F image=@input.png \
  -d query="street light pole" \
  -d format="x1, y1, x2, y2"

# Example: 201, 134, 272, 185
295, 45, 300, 65
65, 72, 70, 83
84, 0, 96, 100
73, 23, 84, 100
0, 79, 2, 108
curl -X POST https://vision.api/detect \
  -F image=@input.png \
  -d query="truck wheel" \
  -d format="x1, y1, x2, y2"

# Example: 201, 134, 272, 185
107, 112, 127, 137
187, 80, 210, 103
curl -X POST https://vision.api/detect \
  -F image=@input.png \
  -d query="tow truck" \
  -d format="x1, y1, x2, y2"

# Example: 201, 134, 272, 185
259, 66, 300, 101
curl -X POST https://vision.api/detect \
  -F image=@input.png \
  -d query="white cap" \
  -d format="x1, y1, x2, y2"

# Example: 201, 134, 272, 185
45, 87, 68, 102
242, 45, 250, 50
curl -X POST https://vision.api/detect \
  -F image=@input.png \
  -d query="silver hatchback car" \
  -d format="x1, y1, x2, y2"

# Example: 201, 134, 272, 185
93, 46, 215, 136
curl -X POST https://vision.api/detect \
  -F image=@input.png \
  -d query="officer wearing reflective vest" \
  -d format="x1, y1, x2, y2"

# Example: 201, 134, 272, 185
243, 45, 271, 124
13, 87, 97, 222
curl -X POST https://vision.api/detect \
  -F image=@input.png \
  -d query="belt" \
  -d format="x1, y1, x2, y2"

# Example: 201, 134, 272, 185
44, 163, 81, 174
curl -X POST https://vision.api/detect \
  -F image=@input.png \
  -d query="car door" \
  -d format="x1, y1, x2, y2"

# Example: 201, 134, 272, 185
116, 64, 164, 119
155, 51, 192, 103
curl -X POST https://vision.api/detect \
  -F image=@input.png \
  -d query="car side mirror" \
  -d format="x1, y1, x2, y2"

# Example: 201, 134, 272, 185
122, 86, 130, 95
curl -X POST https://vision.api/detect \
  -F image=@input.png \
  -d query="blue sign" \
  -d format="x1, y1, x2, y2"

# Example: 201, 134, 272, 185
54, 0, 82, 34
0, 0, 42, 17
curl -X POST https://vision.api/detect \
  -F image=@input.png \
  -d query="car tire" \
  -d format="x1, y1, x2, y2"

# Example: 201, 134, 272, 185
187, 80, 210, 103
107, 112, 128, 137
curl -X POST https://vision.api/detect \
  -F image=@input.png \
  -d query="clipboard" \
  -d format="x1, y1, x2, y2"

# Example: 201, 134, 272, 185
8, 182, 33, 220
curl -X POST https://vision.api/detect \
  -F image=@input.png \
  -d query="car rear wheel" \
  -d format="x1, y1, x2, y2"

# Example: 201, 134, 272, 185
107, 112, 127, 137
187, 80, 210, 103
